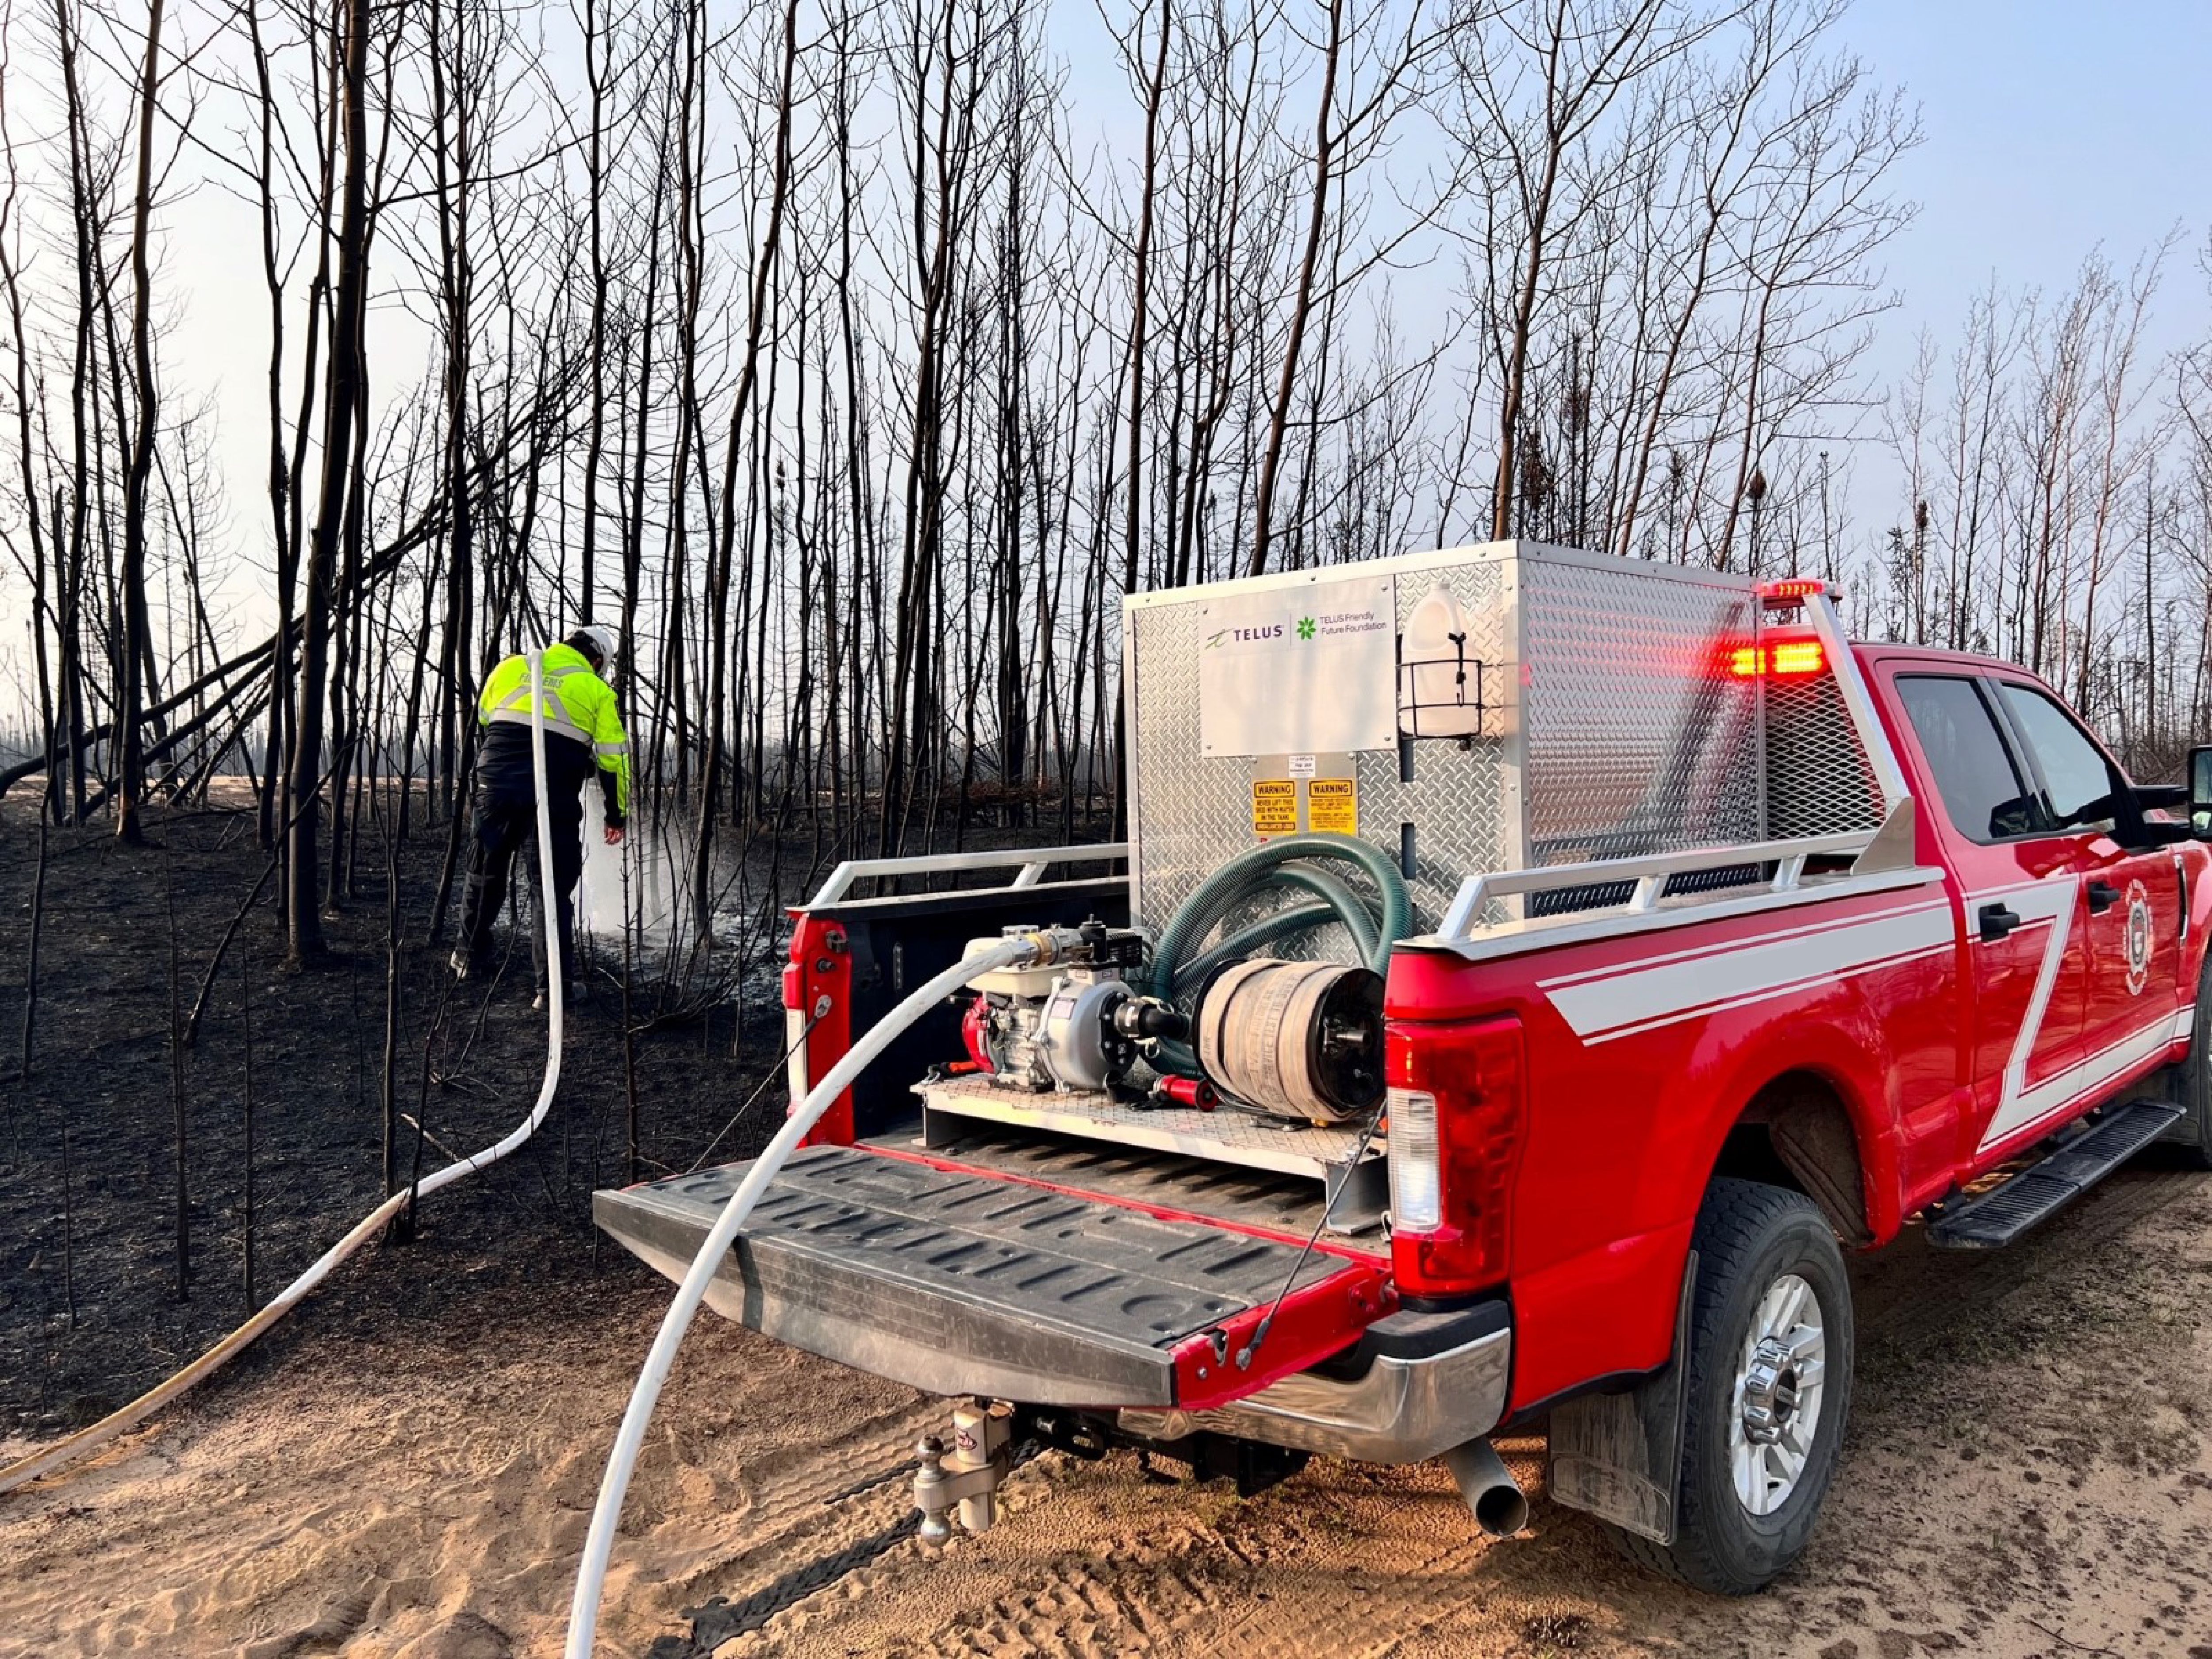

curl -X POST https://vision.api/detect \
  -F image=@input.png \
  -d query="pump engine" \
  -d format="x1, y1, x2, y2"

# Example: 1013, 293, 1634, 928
959, 919, 1185, 1092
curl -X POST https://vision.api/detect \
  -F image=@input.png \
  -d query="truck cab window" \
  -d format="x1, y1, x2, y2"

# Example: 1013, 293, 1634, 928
1995, 682, 2119, 831
1896, 675, 2039, 841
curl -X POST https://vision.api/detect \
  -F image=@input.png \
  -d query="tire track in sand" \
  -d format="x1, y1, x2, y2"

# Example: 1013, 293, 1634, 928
1855, 1164, 2204, 1350
710, 1396, 941, 1549
738, 1459, 1508, 1659
627, 1395, 945, 1642
713, 1167, 2212, 1656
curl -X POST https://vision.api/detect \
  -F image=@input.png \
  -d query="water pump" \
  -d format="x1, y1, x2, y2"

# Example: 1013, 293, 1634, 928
958, 919, 1183, 1092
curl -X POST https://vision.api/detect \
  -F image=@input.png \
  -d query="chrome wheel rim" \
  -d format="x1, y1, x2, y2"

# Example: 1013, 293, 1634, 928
1728, 1271, 1826, 1517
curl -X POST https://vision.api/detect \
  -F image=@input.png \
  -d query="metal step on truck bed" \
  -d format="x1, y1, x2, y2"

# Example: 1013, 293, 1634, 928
595, 1144, 1394, 1409
914, 1073, 1388, 1230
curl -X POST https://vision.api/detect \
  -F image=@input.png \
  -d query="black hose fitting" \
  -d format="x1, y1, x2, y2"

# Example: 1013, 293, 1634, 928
1113, 997, 1189, 1042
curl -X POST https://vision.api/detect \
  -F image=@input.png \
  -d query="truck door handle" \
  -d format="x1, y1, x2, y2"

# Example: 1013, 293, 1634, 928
1979, 903, 2023, 941
2087, 880, 2120, 914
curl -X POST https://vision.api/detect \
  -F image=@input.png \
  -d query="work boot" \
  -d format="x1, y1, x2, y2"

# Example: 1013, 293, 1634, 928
532, 981, 588, 1013
452, 948, 498, 983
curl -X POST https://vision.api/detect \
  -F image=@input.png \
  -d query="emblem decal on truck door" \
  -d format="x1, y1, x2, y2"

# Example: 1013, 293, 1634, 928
1977, 876, 2179, 1151
2124, 880, 2151, 996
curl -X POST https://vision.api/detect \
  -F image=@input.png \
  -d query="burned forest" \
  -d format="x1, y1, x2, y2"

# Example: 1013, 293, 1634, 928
4, 0, 2212, 1650
4, 0, 2210, 907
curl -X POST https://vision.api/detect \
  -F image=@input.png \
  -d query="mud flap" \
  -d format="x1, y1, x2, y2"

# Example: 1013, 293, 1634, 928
1545, 1248, 1696, 1544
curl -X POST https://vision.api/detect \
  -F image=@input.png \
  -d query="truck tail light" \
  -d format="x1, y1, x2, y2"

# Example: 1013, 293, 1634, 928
1386, 1015, 1525, 1298
783, 914, 854, 1143
1386, 1088, 1443, 1230
784, 945, 812, 1109
785, 1006, 812, 1107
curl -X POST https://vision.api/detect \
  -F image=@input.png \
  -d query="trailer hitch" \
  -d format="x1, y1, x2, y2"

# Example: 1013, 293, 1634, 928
913, 1399, 1014, 1542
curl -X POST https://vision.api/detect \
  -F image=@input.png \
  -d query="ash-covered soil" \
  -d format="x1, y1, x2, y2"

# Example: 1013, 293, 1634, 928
0, 791, 784, 1445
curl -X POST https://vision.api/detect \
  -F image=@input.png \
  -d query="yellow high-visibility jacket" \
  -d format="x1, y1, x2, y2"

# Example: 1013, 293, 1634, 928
476, 642, 631, 824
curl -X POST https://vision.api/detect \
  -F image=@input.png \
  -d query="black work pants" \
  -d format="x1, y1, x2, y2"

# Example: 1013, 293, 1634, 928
457, 790, 584, 992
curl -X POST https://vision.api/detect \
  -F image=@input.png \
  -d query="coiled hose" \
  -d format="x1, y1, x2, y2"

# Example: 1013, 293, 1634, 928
1144, 833, 1413, 1078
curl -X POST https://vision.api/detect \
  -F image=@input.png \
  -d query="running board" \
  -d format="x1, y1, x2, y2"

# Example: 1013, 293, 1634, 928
1926, 1100, 2183, 1250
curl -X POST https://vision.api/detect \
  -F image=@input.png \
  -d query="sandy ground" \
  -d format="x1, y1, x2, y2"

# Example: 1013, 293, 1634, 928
8, 1152, 2212, 1659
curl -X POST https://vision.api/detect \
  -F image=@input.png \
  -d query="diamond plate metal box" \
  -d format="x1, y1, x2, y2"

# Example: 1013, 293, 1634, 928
1123, 542, 1878, 940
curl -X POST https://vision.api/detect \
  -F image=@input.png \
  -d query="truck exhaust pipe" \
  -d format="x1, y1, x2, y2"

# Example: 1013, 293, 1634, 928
1444, 1438, 1529, 1537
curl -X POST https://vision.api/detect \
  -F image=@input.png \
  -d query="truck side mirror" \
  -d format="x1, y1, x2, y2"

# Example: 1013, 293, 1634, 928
2192, 746, 2212, 835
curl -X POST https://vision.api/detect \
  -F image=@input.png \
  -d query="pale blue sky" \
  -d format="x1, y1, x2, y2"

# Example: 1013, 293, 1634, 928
1048, 0, 2212, 544
7, 0, 2207, 706
1850, 0, 2209, 364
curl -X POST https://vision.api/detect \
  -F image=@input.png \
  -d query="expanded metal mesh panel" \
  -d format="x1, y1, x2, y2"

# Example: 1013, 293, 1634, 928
1127, 557, 1514, 946
1519, 558, 1761, 864
1764, 674, 1885, 838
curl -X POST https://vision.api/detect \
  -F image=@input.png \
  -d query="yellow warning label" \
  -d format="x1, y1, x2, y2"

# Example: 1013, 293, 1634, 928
1307, 777, 1357, 835
1252, 778, 1298, 837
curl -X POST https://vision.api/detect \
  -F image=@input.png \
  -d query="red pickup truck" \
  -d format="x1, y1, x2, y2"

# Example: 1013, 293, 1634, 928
599, 544, 2212, 1595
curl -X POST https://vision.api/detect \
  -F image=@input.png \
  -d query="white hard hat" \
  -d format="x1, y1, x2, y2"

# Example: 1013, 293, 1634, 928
572, 623, 618, 666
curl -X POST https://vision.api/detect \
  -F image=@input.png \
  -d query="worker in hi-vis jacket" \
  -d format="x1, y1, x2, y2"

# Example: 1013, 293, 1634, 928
453, 624, 631, 1008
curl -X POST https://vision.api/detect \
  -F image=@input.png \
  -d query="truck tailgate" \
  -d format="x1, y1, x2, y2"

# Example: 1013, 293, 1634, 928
594, 1144, 1394, 1409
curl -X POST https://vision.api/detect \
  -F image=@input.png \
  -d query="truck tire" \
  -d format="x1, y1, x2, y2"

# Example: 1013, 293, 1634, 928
1609, 1178, 1854, 1594
2169, 954, 2212, 1170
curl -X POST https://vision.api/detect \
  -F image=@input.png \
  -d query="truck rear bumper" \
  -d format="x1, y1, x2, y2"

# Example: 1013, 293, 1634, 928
1116, 1304, 1510, 1463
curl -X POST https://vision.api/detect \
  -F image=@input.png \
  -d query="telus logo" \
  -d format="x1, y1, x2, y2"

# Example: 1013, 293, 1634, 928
1229, 625, 1283, 642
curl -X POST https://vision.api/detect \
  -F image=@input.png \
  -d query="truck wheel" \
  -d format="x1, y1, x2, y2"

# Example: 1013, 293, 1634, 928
2169, 955, 2212, 1170
1612, 1178, 1854, 1594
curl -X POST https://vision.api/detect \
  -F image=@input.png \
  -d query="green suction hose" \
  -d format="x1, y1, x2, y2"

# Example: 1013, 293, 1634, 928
1144, 833, 1415, 1079
1176, 897, 1333, 996
1169, 864, 1381, 995
1147, 832, 1411, 1000
1262, 864, 1382, 966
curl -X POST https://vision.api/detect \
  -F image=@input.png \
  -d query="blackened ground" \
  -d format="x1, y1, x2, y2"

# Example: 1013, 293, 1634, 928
0, 792, 783, 1442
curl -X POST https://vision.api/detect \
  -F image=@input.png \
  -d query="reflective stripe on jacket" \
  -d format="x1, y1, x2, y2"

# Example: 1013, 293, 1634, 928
476, 643, 632, 822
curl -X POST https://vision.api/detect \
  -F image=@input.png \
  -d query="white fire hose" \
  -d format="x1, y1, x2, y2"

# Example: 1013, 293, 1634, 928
562, 932, 1046, 1658
0, 651, 568, 1496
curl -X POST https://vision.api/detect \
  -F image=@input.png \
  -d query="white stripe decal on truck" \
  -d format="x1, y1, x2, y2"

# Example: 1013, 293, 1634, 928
1974, 878, 2080, 1148
1979, 1013, 2181, 1151
1582, 944, 1955, 1045
1547, 904, 1958, 1042
1536, 900, 1952, 990
1973, 882, 2197, 1152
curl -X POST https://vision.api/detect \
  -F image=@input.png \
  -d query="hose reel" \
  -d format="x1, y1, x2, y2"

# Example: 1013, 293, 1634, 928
1194, 957, 1385, 1124
1141, 833, 1409, 1120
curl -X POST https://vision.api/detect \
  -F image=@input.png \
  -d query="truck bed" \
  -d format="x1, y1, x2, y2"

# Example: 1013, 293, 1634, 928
861, 1118, 1379, 1251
